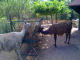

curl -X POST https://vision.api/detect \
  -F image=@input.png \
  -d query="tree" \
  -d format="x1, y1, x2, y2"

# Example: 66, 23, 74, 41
33, 1, 56, 23
33, 0, 71, 23
0, 0, 29, 31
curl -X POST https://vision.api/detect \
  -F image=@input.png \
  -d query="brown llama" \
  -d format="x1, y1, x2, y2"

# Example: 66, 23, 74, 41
37, 21, 72, 47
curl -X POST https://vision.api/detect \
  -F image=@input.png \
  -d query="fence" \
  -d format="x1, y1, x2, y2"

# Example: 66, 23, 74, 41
0, 19, 43, 33
0, 19, 43, 60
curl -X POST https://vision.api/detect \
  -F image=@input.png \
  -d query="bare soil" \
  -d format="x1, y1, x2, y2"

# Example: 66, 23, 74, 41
0, 28, 80, 60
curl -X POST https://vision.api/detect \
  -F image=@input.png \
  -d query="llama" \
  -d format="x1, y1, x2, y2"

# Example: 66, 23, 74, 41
0, 22, 31, 60
37, 21, 72, 47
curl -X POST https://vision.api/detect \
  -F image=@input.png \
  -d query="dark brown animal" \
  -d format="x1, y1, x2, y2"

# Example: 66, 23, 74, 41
37, 21, 72, 47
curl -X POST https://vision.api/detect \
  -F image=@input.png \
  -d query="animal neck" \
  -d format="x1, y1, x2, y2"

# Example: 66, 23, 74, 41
21, 27, 30, 44
20, 27, 26, 37
41, 29, 49, 34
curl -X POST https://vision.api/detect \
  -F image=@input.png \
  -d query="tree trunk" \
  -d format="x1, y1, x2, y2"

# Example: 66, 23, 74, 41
46, 15, 48, 20
9, 15, 13, 32
18, 10, 20, 20
55, 13, 58, 23
51, 14, 53, 24
46, 15, 48, 24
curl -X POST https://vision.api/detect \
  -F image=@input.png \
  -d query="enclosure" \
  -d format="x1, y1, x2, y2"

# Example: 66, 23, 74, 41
0, 0, 80, 60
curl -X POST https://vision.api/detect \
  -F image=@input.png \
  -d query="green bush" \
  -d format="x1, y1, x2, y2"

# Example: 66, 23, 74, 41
0, 17, 10, 33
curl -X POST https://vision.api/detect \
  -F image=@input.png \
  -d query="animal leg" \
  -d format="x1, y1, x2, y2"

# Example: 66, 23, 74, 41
15, 45, 23, 60
64, 33, 68, 43
67, 33, 71, 44
15, 49, 23, 60
54, 34, 57, 47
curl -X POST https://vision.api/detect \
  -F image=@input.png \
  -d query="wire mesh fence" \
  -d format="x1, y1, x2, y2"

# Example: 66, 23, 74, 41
0, 19, 42, 60
0, 19, 79, 60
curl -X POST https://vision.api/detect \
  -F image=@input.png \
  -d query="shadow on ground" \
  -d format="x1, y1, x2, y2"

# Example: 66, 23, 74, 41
36, 28, 80, 60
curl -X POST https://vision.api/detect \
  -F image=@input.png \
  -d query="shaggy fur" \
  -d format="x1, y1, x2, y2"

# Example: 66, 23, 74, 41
37, 21, 72, 47
0, 23, 31, 60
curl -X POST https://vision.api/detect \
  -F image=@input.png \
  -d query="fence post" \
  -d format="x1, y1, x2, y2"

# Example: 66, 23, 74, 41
9, 15, 13, 32
78, 14, 80, 30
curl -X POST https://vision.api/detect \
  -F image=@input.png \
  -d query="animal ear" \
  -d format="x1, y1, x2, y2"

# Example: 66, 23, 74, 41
23, 22, 30, 27
23, 22, 26, 25
36, 22, 42, 26
36, 22, 40, 26
25, 22, 31, 27
23, 22, 27, 28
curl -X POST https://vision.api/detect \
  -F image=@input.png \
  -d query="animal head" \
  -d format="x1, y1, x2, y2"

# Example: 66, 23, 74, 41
35, 22, 44, 33
35, 22, 40, 26
24, 23, 31, 29
22, 22, 31, 32
38, 26, 44, 33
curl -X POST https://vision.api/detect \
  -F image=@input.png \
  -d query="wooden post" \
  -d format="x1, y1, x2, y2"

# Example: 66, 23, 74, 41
78, 14, 80, 30
55, 13, 58, 23
9, 15, 13, 32
51, 14, 53, 24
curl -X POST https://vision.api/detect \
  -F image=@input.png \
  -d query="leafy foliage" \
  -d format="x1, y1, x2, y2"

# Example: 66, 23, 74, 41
33, 0, 71, 21
0, 17, 10, 33
33, 0, 71, 15
0, 0, 29, 19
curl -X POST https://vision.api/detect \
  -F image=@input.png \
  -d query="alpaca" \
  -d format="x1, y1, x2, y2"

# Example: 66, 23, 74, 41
37, 21, 72, 47
0, 22, 31, 60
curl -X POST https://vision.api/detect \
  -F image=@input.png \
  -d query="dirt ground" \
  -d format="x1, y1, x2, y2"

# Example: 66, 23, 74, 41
0, 28, 80, 60
36, 28, 80, 60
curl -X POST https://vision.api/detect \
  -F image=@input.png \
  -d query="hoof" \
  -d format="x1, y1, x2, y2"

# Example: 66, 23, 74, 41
64, 41, 67, 44
53, 44, 57, 48
55, 46, 57, 48
67, 42, 70, 44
